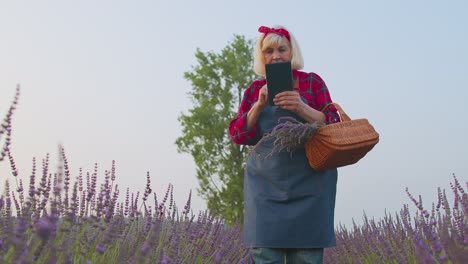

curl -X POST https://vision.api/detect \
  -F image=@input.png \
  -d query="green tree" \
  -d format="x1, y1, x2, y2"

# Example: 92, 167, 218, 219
176, 35, 256, 225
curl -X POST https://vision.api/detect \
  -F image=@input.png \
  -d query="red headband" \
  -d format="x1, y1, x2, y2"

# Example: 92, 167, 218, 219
258, 26, 291, 42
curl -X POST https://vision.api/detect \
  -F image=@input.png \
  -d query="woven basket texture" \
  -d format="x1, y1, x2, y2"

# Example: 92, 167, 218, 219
305, 104, 379, 171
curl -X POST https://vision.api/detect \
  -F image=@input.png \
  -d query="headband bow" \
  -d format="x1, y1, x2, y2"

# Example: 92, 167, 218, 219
258, 26, 291, 41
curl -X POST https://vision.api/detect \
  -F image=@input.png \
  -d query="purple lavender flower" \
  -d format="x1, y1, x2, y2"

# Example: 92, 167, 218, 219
34, 217, 53, 240
28, 157, 37, 198
160, 256, 170, 264
6, 145, 19, 177
215, 251, 222, 263
252, 117, 323, 156
182, 190, 192, 219
95, 244, 105, 254
111, 160, 116, 182
143, 171, 152, 202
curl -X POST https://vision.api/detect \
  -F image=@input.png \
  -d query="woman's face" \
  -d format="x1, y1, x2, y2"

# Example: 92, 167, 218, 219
262, 37, 292, 64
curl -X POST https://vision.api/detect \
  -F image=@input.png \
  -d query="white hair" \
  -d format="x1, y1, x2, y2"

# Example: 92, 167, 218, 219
253, 25, 304, 76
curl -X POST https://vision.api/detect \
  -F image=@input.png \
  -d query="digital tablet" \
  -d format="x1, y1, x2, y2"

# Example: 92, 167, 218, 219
265, 61, 294, 106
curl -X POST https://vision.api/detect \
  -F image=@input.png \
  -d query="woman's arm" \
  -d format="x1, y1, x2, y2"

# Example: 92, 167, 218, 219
312, 73, 340, 124
295, 104, 326, 123
229, 81, 265, 145
273, 91, 326, 123
246, 84, 268, 129
273, 72, 339, 124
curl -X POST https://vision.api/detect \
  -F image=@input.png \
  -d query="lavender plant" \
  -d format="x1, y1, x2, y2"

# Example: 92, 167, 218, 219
0, 150, 249, 263
252, 117, 323, 156
0, 87, 249, 263
325, 174, 467, 264
1, 86, 466, 263
3, 153, 465, 263
0, 85, 20, 163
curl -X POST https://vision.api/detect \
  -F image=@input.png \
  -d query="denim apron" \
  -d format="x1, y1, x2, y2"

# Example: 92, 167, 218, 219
244, 105, 337, 248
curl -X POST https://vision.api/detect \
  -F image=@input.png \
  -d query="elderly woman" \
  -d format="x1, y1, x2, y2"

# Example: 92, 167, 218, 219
228, 25, 340, 264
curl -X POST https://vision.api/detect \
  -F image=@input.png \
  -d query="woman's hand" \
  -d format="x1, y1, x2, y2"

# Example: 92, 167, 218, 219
256, 84, 268, 109
246, 84, 269, 129
273, 91, 306, 113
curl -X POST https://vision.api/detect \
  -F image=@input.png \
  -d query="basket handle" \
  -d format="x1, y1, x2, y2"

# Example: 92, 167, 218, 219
320, 103, 351, 122
293, 78, 299, 90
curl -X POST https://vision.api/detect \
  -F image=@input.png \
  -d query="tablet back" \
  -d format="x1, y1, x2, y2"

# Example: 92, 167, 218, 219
265, 61, 293, 105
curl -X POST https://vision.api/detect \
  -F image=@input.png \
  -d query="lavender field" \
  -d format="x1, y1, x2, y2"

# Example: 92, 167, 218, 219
1, 89, 467, 263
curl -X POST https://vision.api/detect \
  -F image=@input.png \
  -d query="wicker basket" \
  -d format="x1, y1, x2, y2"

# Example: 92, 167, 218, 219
305, 103, 379, 171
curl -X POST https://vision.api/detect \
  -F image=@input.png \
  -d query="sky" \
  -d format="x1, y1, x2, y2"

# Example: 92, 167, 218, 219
0, 0, 467, 228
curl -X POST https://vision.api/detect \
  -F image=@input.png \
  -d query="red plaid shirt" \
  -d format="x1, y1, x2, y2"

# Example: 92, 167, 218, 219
229, 70, 340, 145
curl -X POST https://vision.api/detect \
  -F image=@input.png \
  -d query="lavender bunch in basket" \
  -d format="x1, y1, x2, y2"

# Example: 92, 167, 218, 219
252, 117, 324, 156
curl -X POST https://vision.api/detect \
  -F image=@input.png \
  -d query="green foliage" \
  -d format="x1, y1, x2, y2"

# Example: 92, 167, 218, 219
176, 35, 257, 225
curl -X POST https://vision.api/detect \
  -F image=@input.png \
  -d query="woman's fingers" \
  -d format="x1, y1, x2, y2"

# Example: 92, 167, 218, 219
273, 91, 300, 103
273, 91, 303, 111
257, 84, 268, 107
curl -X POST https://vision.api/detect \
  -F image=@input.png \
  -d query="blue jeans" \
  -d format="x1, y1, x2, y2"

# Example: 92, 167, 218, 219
250, 248, 324, 264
